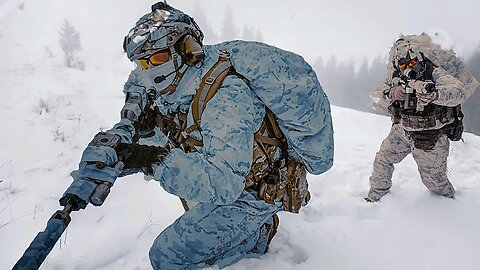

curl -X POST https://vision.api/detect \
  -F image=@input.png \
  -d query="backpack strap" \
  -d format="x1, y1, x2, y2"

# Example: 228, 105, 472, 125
188, 51, 233, 133
184, 51, 286, 158
454, 104, 463, 121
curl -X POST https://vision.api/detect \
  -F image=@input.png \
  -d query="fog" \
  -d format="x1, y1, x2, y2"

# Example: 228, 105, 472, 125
313, 51, 480, 135
1, 0, 479, 133
1, 2, 480, 268
176, 0, 480, 63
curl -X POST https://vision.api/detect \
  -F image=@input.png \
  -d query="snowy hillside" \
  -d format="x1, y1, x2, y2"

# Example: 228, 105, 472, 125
1, 55, 480, 269
2, 1, 480, 270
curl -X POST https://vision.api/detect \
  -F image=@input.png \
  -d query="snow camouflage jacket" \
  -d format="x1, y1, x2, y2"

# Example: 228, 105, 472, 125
372, 33, 479, 131
108, 40, 334, 205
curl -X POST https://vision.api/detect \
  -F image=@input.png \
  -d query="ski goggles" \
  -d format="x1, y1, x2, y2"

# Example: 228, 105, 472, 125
398, 58, 418, 70
137, 49, 170, 69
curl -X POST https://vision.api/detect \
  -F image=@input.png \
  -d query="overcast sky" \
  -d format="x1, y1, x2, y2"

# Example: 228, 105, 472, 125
1, 0, 479, 65
169, 0, 480, 64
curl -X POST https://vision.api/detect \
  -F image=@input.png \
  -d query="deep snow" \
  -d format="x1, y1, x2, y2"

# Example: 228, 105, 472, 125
1, 1, 480, 269
1, 57, 480, 269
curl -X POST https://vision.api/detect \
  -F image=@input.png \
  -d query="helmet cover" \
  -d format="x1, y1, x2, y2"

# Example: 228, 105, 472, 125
123, 2, 204, 61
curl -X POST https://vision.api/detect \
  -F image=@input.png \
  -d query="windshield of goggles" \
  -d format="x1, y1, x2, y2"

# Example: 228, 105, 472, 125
137, 49, 171, 69
398, 58, 418, 70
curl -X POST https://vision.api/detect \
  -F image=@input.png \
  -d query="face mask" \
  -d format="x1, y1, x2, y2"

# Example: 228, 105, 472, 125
402, 61, 426, 80
137, 56, 184, 93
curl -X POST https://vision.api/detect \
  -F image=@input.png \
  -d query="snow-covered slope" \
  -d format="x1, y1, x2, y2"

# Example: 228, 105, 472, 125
2, 1, 480, 269
1, 57, 480, 269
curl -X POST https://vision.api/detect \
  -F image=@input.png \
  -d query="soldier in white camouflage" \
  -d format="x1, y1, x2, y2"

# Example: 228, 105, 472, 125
60, 2, 333, 269
366, 33, 479, 202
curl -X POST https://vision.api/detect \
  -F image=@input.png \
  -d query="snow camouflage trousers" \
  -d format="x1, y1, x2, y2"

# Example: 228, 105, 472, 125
149, 190, 281, 270
368, 124, 455, 201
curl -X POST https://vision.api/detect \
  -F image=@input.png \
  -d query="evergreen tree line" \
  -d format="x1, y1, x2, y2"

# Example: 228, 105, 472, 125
59, 5, 480, 135
191, 4, 263, 45
313, 48, 480, 136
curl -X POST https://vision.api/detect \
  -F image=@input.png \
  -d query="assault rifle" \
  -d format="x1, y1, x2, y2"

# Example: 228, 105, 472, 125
393, 76, 416, 111
396, 76, 435, 112
13, 132, 167, 270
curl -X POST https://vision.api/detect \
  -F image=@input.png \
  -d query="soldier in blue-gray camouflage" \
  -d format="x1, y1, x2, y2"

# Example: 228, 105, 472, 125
60, 2, 333, 269
366, 33, 479, 202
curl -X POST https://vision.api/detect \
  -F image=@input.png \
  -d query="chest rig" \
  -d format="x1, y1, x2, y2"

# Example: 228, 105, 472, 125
388, 62, 464, 149
390, 62, 460, 132
155, 51, 309, 213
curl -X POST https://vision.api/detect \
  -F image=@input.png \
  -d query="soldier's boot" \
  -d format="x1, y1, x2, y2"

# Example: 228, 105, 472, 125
365, 188, 390, 203
266, 213, 279, 247
251, 213, 279, 254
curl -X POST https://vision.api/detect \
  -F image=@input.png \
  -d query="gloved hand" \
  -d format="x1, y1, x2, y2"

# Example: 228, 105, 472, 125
416, 92, 439, 111
388, 86, 406, 101
116, 143, 168, 173
409, 80, 436, 94
60, 141, 121, 210
391, 77, 402, 86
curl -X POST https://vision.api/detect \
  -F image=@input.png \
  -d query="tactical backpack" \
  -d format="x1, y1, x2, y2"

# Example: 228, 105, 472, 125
156, 51, 310, 213
444, 104, 464, 141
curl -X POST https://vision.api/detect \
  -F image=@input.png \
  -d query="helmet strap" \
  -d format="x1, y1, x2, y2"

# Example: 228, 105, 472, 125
158, 46, 187, 95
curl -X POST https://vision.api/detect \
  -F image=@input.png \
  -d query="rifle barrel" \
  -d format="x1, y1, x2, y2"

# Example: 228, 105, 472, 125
13, 207, 72, 270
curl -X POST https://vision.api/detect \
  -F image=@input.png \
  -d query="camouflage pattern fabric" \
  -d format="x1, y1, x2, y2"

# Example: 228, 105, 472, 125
367, 34, 473, 202
149, 190, 280, 270
111, 40, 333, 268
367, 124, 455, 201
385, 33, 479, 99
13, 218, 67, 270
372, 66, 468, 123
371, 33, 478, 117
61, 4, 332, 268
61, 145, 121, 210
124, 41, 334, 175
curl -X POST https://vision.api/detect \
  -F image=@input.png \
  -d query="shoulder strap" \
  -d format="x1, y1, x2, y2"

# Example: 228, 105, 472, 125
454, 104, 463, 121
186, 51, 287, 159
190, 51, 233, 128
423, 59, 435, 81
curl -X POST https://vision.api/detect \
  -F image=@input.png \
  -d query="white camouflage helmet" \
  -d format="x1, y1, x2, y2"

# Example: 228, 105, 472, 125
392, 37, 424, 67
123, 2, 204, 66
386, 33, 479, 97
391, 37, 427, 79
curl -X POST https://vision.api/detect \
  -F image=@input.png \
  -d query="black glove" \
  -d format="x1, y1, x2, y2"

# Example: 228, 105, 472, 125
116, 143, 169, 174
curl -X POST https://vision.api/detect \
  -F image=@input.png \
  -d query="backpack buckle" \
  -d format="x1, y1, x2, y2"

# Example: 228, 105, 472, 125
181, 130, 189, 138
205, 77, 215, 85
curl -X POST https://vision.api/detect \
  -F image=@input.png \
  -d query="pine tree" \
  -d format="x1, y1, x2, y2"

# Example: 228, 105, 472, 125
59, 19, 84, 70
464, 46, 480, 135
242, 26, 254, 41
254, 30, 264, 42
220, 5, 238, 41
191, 5, 217, 44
